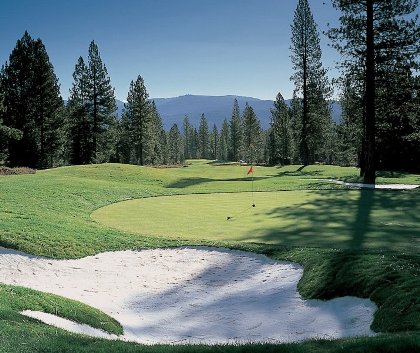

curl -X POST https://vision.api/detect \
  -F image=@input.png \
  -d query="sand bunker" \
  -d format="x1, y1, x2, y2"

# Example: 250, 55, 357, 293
0, 247, 377, 344
309, 179, 419, 190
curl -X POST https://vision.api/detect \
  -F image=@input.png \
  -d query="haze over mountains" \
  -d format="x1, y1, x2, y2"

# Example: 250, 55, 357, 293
115, 95, 341, 130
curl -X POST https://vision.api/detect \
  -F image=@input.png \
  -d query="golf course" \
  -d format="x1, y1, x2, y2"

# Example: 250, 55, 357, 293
0, 160, 419, 352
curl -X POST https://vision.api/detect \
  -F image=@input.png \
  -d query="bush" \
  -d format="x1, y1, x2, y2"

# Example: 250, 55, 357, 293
0, 167, 36, 175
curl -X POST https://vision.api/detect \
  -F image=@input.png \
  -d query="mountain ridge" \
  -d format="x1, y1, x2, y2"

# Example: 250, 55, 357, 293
114, 94, 341, 130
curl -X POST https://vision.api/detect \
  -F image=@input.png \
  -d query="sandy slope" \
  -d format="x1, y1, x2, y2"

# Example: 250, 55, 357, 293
0, 246, 377, 344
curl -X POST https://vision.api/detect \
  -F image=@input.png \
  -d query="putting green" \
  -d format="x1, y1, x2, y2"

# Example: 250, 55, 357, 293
92, 190, 419, 251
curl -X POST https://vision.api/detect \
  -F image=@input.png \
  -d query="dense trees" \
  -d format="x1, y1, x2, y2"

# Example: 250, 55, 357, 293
1, 7, 418, 174
0, 32, 64, 169
328, 0, 420, 177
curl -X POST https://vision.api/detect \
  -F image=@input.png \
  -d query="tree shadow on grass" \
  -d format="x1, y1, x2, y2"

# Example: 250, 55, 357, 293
244, 188, 419, 333
166, 176, 270, 189
377, 171, 410, 179
275, 165, 324, 178
349, 189, 374, 249
239, 189, 419, 253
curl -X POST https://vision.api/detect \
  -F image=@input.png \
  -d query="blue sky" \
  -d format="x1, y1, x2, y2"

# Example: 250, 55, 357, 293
0, 0, 343, 101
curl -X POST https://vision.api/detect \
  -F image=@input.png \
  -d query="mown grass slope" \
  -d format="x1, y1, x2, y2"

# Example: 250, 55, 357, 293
0, 161, 419, 352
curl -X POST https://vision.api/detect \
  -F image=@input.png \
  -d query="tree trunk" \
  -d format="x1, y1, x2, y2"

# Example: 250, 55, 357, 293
302, 48, 310, 166
92, 67, 98, 163
363, 0, 376, 183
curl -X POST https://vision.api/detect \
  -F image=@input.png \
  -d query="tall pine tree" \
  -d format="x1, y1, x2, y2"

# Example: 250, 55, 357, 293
290, 0, 331, 165
218, 118, 230, 161
1, 32, 64, 169
167, 123, 184, 164
149, 100, 166, 165
198, 113, 209, 159
121, 75, 152, 165
67, 41, 116, 164
86, 41, 117, 163
241, 103, 262, 163
269, 93, 294, 165
183, 116, 193, 159
229, 98, 242, 161
67, 57, 91, 164
210, 124, 219, 160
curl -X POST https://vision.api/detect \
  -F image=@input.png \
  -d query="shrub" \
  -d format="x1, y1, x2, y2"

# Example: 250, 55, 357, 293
0, 167, 36, 175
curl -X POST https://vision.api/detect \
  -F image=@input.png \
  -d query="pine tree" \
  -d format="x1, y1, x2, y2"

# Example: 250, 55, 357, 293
167, 123, 184, 164
183, 116, 193, 159
290, 0, 331, 165
210, 123, 219, 160
149, 100, 166, 165
289, 93, 303, 163
306, 83, 334, 163
191, 127, 199, 159
67, 57, 91, 164
336, 76, 364, 166
116, 108, 132, 164
67, 42, 117, 164
328, 0, 420, 177
229, 98, 242, 161
218, 118, 230, 161
0, 87, 22, 140
403, 74, 420, 170
32, 40, 65, 167
198, 113, 209, 159
86, 41, 117, 163
0, 87, 22, 163
122, 75, 153, 165
269, 92, 294, 165
241, 103, 262, 163
1, 32, 64, 168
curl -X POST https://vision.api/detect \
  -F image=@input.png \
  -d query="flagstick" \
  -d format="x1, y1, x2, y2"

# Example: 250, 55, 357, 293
251, 169, 255, 207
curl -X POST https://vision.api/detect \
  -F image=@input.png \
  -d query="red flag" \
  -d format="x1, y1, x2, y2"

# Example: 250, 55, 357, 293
247, 166, 253, 175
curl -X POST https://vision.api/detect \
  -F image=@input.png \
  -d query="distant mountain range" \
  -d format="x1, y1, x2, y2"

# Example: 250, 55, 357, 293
115, 94, 342, 130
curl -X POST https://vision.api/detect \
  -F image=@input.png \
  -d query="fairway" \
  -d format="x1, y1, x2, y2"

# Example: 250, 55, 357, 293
92, 189, 419, 251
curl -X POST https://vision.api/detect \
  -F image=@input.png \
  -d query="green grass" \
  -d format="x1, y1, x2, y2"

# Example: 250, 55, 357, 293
92, 190, 419, 252
0, 160, 419, 352
0, 285, 123, 335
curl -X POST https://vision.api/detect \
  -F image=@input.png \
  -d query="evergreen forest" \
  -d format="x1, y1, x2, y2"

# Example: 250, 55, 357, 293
1, 0, 419, 181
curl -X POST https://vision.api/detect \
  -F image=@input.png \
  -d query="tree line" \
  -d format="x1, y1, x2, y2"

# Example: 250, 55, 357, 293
1, 0, 419, 180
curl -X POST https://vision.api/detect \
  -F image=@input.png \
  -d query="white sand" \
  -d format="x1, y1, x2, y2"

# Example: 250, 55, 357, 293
307, 179, 419, 189
0, 246, 377, 345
